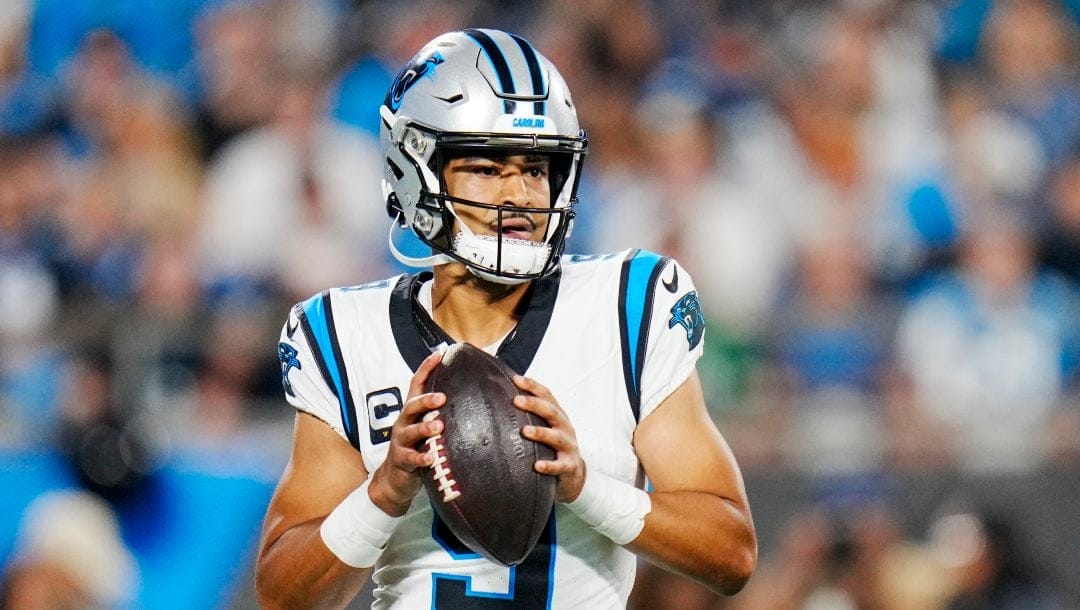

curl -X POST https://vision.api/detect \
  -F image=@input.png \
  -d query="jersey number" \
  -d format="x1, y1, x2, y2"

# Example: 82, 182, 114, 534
431, 513, 555, 609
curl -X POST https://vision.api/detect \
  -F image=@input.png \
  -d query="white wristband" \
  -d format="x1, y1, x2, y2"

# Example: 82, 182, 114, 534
564, 470, 651, 545
320, 478, 402, 568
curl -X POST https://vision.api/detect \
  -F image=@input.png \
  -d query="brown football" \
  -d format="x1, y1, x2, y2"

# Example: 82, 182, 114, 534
419, 342, 555, 566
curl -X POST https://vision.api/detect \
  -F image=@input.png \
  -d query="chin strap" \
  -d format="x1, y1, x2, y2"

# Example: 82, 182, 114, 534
446, 204, 549, 284
387, 209, 550, 285
387, 216, 454, 269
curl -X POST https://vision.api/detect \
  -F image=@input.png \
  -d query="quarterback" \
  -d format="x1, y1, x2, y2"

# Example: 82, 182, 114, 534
255, 29, 756, 609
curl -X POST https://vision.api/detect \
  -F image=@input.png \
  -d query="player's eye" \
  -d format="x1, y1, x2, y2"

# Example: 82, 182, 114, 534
471, 164, 501, 177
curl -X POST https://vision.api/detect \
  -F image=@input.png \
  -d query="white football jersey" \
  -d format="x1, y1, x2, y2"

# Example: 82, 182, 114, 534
276, 249, 705, 609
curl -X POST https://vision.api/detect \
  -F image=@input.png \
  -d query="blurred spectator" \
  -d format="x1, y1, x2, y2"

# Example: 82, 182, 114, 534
723, 2, 950, 284
196, 0, 389, 304
980, 0, 1080, 174
942, 71, 1049, 230
24, 0, 208, 82
0, 490, 138, 609
770, 229, 896, 476
57, 348, 157, 503
692, 3, 773, 113
929, 509, 1066, 609
190, 1, 282, 161
894, 207, 1080, 472
48, 30, 202, 312
0, 136, 66, 449
187, 310, 280, 444
106, 237, 207, 421
736, 505, 953, 610
1040, 149, 1080, 283
0, 0, 61, 139
195, 79, 387, 303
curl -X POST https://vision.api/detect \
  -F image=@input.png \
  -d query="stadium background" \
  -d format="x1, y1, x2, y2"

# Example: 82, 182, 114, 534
1, 0, 1079, 607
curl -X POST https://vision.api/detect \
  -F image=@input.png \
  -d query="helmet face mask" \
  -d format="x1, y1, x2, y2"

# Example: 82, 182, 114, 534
381, 29, 588, 284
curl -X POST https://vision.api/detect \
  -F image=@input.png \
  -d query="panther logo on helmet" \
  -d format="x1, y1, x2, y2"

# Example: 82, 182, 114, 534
386, 52, 445, 112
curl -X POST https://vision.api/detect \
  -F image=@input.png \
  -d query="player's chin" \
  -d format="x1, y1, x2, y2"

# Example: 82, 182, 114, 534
469, 272, 523, 296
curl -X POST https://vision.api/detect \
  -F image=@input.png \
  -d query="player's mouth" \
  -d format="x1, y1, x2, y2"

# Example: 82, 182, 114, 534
492, 216, 536, 241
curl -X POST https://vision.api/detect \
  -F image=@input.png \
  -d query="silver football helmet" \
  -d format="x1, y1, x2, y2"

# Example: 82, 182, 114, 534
380, 28, 588, 284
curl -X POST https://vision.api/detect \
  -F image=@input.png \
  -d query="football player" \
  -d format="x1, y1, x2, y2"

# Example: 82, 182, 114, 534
256, 28, 756, 609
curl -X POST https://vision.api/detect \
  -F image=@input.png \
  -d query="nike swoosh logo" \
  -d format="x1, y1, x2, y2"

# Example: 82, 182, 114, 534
286, 317, 299, 338
662, 264, 679, 294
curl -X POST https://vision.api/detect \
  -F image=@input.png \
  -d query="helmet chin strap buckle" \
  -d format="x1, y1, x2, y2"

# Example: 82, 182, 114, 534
414, 210, 436, 233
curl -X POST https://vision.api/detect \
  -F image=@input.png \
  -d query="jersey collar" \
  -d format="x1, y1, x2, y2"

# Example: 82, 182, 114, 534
389, 270, 561, 375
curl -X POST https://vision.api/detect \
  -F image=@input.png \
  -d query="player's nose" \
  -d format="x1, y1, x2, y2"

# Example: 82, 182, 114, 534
497, 169, 532, 207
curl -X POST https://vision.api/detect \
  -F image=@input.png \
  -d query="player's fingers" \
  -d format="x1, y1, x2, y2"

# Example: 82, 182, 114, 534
533, 457, 577, 476
387, 444, 434, 472
512, 375, 555, 401
406, 351, 443, 400
521, 422, 573, 452
389, 410, 443, 469
400, 390, 446, 423
404, 446, 436, 469
395, 412, 444, 449
513, 394, 566, 427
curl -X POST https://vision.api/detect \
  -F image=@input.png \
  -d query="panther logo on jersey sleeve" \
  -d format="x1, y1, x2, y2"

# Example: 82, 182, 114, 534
668, 291, 704, 350
278, 342, 302, 397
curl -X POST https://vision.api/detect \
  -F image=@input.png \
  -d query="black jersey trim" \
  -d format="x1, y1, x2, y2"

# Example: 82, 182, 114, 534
298, 291, 362, 450
322, 291, 361, 450
496, 270, 560, 375
296, 298, 338, 398
390, 273, 437, 372
389, 271, 561, 376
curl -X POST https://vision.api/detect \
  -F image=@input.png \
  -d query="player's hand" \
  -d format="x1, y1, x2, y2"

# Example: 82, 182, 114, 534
368, 351, 445, 517
513, 375, 586, 503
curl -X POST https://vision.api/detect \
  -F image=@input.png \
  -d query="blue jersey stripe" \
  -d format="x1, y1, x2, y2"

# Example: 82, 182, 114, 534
301, 292, 354, 442
295, 303, 337, 397
625, 251, 663, 394
618, 250, 668, 420
544, 515, 557, 609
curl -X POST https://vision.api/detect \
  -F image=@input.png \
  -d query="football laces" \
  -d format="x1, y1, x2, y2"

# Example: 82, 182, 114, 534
422, 410, 461, 502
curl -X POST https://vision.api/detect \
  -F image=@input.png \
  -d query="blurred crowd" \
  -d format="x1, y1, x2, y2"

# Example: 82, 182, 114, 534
1, 0, 1080, 608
